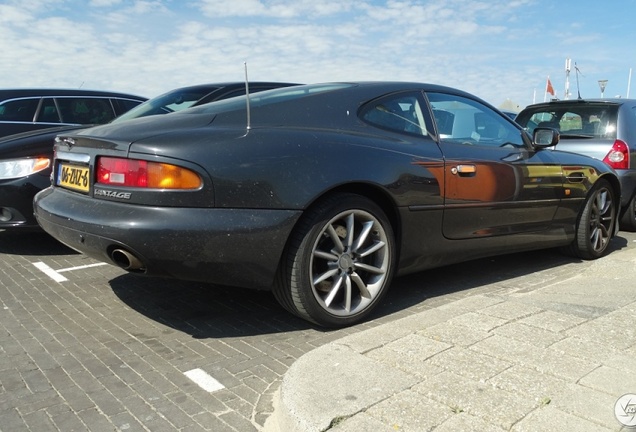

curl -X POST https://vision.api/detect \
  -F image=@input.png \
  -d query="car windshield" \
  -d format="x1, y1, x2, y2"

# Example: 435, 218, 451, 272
519, 103, 618, 139
186, 83, 353, 115
112, 87, 220, 123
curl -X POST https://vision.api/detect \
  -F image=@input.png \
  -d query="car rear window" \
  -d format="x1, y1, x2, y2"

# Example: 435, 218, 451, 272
520, 103, 618, 139
188, 83, 353, 115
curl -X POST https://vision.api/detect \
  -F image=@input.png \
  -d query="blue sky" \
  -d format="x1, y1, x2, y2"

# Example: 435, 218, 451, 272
1, 0, 634, 110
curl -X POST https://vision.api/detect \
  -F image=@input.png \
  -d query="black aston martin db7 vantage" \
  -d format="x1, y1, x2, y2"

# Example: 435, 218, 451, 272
34, 82, 620, 327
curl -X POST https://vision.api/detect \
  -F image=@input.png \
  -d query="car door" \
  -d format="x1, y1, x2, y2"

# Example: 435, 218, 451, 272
424, 91, 564, 240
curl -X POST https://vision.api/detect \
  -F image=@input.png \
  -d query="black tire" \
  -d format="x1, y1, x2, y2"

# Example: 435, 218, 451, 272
563, 179, 616, 260
273, 193, 395, 328
619, 193, 636, 232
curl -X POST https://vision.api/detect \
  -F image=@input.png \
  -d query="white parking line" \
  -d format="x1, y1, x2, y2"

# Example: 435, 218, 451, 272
32, 262, 68, 282
57, 262, 108, 273
184, 368, 225, 393
33, 261, 108, 282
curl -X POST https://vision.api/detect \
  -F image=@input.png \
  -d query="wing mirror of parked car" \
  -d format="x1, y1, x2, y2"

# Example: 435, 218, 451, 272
532, 127, 560, 148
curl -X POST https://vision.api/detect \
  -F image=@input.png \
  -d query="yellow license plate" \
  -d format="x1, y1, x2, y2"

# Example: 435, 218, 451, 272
57, 163, 90, 192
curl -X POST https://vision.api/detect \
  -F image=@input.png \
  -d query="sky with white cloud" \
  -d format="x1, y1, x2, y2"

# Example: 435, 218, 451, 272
1, 0, 634, 110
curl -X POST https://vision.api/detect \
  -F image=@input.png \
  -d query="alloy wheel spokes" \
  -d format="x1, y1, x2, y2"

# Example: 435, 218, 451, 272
311, 209, 390, 316
313, 266, 339, 286
354, 261, 386, 275
590, 225, 608, 251
589, 188, 613, 252
595, 190, 608, 214
351, 220, 374, 252
324, 272, 345, 307
357, 240, 386, 258
350, 272, 371, 299
344, 276, 352, 312
325, 224, 345, 254
344, 213, 355, 249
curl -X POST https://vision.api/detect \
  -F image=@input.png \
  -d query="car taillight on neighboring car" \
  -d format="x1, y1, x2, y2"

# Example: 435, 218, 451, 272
602, 139, 630, 170
96, 157, 202, 189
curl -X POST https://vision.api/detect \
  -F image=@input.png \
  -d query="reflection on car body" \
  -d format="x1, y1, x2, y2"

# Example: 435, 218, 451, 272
35, 82, 620, 327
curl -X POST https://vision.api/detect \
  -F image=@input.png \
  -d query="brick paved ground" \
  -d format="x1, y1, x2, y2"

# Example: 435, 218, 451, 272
1, 230, 632, 431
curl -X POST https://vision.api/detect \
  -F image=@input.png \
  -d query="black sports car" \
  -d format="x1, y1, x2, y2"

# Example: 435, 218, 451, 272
34, 82, 620, 327
1, 82, 296, 230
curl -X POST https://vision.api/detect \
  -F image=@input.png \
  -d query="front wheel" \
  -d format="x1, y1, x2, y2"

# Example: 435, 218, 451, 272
563, 179, 616, 260
273, 194, 396, 328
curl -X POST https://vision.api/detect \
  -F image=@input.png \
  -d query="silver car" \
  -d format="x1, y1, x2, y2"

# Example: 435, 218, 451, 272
516, 99, 636, 231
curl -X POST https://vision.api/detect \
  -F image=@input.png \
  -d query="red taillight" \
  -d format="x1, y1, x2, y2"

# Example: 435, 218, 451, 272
602, 139, 630, 170
96, 157, 202, 189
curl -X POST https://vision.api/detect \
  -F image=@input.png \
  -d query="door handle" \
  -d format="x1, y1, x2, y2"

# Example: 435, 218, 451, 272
451, 165, 476, 175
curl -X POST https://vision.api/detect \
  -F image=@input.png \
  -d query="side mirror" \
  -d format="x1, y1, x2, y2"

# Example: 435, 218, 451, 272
532, 127, 559, 148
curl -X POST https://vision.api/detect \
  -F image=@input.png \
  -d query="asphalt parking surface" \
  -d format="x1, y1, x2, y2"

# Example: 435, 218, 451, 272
1, 229, 634, 431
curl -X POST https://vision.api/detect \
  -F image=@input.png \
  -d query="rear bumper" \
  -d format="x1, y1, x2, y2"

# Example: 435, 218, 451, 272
34, 187, 301, 290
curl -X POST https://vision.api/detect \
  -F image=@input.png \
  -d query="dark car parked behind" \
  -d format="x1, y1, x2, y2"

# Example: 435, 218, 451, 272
0, 82, 297, 231
515, 98, 636, 231
0, 88, 146, 138
113, 81, 298, 123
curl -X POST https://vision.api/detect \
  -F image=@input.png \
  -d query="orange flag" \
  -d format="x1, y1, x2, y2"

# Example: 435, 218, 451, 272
546, 77, 555, 96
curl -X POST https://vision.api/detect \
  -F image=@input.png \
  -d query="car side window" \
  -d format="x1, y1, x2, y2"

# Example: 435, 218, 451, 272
57, 98, 116, 124
37, 98, 61, 123
361, 93, 428, 136
0, 98, 39, 122
427, 92, 523, 147
112, 98, 144, 116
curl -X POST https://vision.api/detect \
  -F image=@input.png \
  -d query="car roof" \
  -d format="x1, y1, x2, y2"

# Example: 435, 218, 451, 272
0, 88, 146, 100
225, 81, 491, 101
156, 81, 299, 102
521, 98, 636, 110
205, 81, 497, 107
147, 82, 298, 95
186, 81, 502, 114
183, 81, 507, 131
156, 82, 296, 90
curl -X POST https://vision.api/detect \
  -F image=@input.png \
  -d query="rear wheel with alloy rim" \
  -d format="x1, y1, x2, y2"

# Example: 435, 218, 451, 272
274, 193, 395, 328
562, 179, 616, 260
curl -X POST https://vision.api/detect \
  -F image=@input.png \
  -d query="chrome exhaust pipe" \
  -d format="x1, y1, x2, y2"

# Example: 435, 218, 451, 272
111, 248, 144, 271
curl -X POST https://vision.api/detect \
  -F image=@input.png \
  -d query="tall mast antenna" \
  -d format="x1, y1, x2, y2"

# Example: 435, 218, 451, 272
564, 58, 571, 100
244, 62, 251, 130
574, 62, 582, 99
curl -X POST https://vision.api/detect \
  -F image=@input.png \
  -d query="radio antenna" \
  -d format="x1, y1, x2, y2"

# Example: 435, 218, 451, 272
244, 62, 251, 130
574, 62, 583, 100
